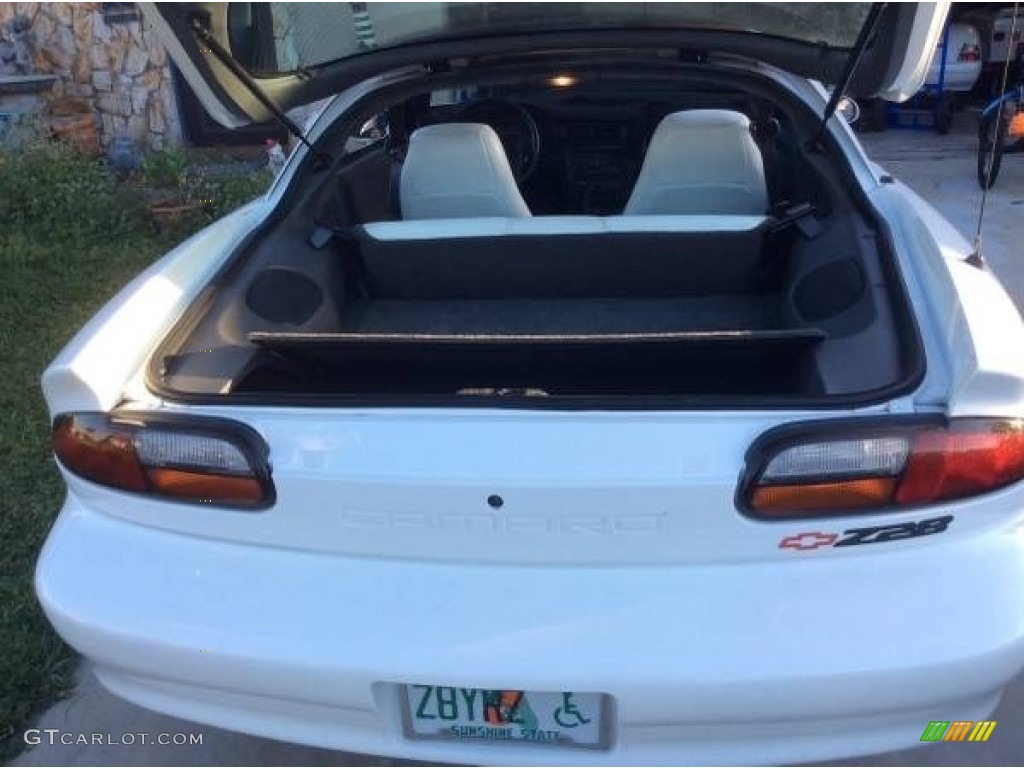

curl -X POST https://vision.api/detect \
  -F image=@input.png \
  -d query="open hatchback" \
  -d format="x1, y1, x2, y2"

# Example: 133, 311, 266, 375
36, 2, 1024, 765
121, 2, 949, 407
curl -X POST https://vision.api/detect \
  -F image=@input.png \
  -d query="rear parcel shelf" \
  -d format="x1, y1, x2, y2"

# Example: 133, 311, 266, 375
240, 328, 828, 397
247, 328, 827, 347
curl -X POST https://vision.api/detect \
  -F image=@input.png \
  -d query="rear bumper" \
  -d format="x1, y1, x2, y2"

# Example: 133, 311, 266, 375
37, 498, 1024, 765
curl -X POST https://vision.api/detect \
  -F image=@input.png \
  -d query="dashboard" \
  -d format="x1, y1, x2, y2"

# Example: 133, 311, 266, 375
551, 118, 641, 214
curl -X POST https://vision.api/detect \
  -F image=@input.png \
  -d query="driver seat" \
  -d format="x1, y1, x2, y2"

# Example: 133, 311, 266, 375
400, 123, 531, 220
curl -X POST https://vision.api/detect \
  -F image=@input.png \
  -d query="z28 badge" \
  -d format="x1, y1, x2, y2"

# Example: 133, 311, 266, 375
778, 515, 953, 551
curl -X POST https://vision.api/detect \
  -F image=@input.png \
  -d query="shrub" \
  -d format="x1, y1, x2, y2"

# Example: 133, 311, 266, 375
140, 146, 189, 190
200, 169, 273, 219
139, 147, 273, 237
0, 142, 150, 245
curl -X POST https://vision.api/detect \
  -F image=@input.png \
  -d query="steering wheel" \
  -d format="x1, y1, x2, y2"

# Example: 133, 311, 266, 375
457, 98, 541, 183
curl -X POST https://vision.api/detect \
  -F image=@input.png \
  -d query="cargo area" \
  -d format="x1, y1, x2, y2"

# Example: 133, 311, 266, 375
175, 206, 912, 404
149, 75, 923, 408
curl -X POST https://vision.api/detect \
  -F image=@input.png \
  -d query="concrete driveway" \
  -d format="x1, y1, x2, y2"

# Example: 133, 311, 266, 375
14, 116, 1024, 766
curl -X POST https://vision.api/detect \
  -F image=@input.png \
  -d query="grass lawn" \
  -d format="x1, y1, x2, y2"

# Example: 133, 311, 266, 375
0, 143, 268, 761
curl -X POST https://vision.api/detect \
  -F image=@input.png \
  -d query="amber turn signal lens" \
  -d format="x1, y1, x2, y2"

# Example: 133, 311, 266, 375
751, 478, 897, 516
52, 414, 148, 492
145, 468, 266, 504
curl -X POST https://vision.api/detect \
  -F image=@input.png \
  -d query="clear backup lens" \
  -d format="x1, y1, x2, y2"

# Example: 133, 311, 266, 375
761, 437, 910, 483
135, 431, 251, 475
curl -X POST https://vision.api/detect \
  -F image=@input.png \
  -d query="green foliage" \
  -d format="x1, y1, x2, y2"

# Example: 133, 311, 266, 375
0, 229, 172, 761
0, 142, 151, 245
140, 146, 189, 190
0, 139, 269, 760
139, 146, 273, 236
200, 170, 273, 220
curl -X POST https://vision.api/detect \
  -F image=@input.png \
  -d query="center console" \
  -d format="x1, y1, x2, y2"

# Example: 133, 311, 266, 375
557, 121, 640, 214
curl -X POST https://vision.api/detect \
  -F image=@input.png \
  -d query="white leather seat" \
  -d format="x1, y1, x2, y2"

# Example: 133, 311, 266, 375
624, 110, 769, 216
400, 123, 531, 220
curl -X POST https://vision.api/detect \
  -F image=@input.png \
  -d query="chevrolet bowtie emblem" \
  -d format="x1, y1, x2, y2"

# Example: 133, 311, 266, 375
778, 532, 838, 551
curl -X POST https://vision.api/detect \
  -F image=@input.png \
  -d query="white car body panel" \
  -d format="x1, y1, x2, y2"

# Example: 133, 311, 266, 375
865, 179, 1024, 417
36, 45, 1024, 766
37, 490, 1024, 765
61, 404, 885, 565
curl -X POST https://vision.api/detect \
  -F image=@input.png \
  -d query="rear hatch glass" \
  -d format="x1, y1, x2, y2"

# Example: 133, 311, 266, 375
231, 3, 873, 74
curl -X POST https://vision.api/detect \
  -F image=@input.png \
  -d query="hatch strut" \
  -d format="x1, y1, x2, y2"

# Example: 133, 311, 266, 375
811, 3, 888, 146
188, 13, 326, 162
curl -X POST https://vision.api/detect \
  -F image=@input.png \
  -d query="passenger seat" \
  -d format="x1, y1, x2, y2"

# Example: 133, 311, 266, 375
624, 110, 768, 216
400, 123, 531, 220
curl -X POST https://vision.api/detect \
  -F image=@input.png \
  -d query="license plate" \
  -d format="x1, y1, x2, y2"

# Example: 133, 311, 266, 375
402, 685, 607, 749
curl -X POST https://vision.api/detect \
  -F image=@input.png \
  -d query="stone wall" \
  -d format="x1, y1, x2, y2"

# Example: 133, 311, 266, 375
0, 2, 181, 149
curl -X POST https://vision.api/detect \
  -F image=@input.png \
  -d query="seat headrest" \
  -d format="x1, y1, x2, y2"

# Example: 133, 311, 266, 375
625, 110, 768, 216
400, 123, 531, 220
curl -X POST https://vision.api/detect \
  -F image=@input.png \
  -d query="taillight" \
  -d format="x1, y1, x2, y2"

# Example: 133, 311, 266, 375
959, 44, 981, 62
52, 412, 274, 508
740, 418, 1024, 519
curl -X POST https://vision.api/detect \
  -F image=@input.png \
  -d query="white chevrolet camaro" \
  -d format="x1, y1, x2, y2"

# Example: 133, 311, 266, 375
36, 2, 1024, 765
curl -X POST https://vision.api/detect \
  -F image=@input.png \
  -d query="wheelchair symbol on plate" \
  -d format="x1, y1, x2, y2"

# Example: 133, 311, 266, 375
553, 692, 591, 728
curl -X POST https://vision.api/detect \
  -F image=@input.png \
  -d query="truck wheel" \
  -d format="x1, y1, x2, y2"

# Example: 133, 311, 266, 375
871, 100, 889, 132
935, 93, 954, 135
